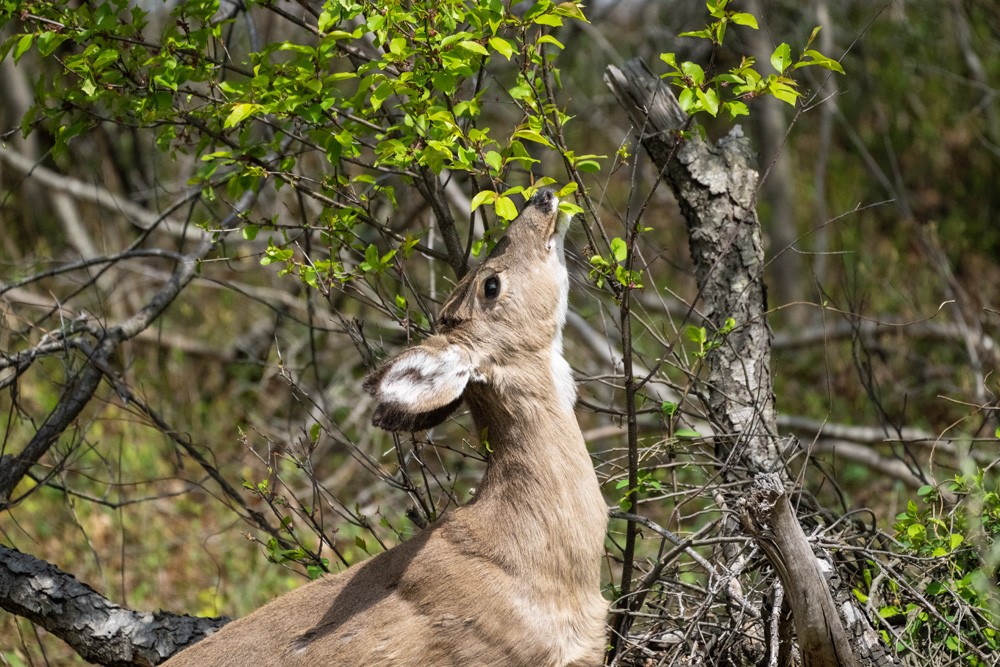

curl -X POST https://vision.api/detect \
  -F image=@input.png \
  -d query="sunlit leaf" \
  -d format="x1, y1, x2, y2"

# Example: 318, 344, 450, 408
489, 36, 514, 60
555, 2, 589, 22
224, 103, 261, 128
681, 61, 706, 84
770, 42, 791, 73
730, 12, 758, 29
13, 34, 33, 62
695, 87, 720, 116
532, 14, 563, 28
512, 128, 553, 147
610, 237, 627, 263
470, 190, 497, 211
537, 35, 564, 50
495, 196, 518, 220
458, 40, 488, 56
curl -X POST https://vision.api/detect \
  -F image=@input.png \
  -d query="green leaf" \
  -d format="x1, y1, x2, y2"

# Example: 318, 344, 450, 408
614, 265, 632, 287
660, 401, 678, 417
695, 87, 720, 116
242, 225, 259, 241
725, 100, 749, 118
489, 36, 514, 60
679, 28, 713, 40
806, 25, 822, 49
925, 581, 945, 596
707, 0, 730, 16
470, 190, 496, 211
388, 36, 408, 56
537, 35, 564, 50
794, 49, 846, 74
558, 201, 583, 216
364, 243, 379, 267
686, 325, 707, 344
37, 31, 69, 57
512, 128, 553, 147
768, 78, 801, 106
675, 428, 702, 440
610, 237, 627, 263
557, 181, 578, 196
370, 80, 393, 111
13, 34, 33, 62
681, 61, 705, 84
532, 14, 563, 27
729, 12, 758, 29
225, 103, 261, 128
677, 87, 696, 114
770, 42, 791, 73
458, 40, 488, 56
484, 150, 503, 173
554, 2, 589, 22
306, 561, 327, 580
495, 196, 518, 221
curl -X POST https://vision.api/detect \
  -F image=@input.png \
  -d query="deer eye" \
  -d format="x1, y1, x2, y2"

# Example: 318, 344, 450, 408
483, 275, 500, 300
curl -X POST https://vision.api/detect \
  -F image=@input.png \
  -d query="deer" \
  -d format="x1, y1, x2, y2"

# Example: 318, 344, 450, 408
163, 188, 609, 667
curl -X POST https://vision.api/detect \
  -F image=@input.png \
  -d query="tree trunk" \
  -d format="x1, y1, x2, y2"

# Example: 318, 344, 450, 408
604, 57, 899, 667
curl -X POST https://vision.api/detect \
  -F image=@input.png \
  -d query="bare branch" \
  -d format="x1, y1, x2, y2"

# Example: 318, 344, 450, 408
0, 145, 195, 236
0, 189, 255, 506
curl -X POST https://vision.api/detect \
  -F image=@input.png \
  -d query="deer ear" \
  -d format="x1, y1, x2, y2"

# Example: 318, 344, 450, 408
363, 337, 475, 432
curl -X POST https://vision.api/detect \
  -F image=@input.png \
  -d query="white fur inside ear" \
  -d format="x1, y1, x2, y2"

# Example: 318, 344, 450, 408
377, 345, 474, 412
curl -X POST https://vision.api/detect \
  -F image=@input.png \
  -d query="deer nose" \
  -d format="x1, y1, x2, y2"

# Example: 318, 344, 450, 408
528, 188, 557, 214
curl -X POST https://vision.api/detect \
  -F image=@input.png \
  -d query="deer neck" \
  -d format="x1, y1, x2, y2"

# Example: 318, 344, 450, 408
460, 350, 606, 584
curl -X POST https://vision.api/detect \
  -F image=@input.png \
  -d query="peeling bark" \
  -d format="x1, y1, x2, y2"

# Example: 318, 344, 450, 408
0, 545, 228, 666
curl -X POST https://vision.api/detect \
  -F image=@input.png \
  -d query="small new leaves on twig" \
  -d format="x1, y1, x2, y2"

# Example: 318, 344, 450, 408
589, 237, 643, 291
686, 317, 736, 359
659, 2, 844, 120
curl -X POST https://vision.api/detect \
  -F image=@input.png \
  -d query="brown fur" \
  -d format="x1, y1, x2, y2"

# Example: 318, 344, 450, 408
164, 188, 608, 666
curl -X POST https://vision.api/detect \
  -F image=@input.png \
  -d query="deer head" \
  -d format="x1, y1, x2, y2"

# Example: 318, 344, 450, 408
364, 187, 574, 432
